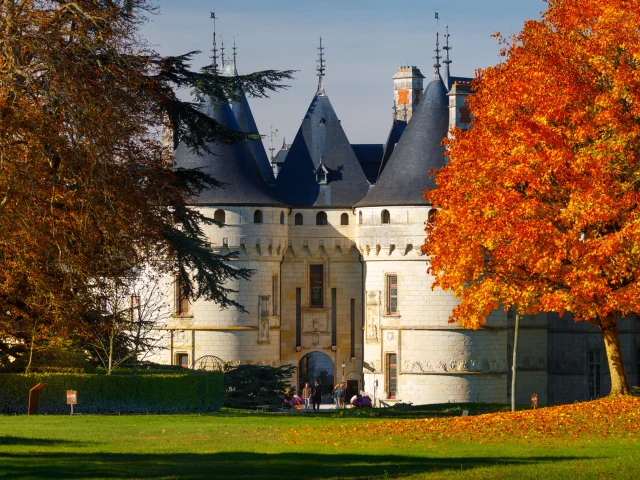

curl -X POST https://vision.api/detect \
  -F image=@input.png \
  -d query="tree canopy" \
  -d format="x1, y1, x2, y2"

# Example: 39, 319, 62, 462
423, 0, 640, 396
0, 1, 293, 350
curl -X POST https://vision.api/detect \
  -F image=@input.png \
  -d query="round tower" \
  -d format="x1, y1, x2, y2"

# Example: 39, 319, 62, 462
356, 55, 508, 405
157, 57, 287, 369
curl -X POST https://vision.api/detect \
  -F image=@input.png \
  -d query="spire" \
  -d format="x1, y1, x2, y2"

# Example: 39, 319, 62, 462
210, 11, 218, 74
443, 25, 452, 88
316, 37, 326, 96
433, 31, 441, 80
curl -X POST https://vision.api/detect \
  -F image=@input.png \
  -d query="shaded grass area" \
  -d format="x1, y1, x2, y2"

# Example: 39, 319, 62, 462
0, 403, 638, 479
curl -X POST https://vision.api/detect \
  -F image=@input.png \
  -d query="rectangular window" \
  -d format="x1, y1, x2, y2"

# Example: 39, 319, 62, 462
176, 353, 189, 369
272, 275, 279, 315
296, 288, 302, 347
331, 288, 337, 347
588, 349, 601, 399
130, 295, 141, 323
387, 353, 397, 399
387, 275, 398, 314
174, 280, 190, 315
310, 265, 324, 307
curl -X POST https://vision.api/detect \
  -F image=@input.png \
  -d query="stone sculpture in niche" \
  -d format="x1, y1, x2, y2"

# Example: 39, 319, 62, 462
258, 317, 269, 343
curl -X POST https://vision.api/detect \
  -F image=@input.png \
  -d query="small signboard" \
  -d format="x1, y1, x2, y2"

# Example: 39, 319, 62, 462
531, 393, 538, 409
66, 390, 77, 405
462, 410, 469, 417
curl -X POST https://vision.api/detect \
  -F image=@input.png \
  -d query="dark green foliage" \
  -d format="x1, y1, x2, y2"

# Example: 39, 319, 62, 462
0, 372, 223, 414
223, 364, 296, 409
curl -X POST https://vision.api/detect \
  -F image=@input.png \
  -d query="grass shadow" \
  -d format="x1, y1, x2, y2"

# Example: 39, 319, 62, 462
0, 451, 594, 479
0, 436, 84, 447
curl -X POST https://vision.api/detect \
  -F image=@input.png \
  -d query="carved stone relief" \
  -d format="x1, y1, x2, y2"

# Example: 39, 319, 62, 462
401, 358, 508, 373
365, 291, 381, 344
258, 317, 269, 344
302, 309, 329, 333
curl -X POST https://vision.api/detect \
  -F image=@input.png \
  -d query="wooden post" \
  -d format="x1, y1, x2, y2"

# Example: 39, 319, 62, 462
28, 383, 48, 415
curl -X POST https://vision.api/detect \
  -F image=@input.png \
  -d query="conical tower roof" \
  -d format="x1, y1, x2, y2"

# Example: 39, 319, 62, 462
172, 96, 283, 207
222, 57, 276, 185
356, 74, 449, 207
275, 93, 370, 207
275, 38, 369, 208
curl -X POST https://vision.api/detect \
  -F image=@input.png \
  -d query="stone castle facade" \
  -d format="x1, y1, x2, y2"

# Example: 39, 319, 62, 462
150, 32, 640, 405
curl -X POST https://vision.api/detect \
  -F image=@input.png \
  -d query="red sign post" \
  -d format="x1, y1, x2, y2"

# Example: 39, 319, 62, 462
67, 390, 77, 415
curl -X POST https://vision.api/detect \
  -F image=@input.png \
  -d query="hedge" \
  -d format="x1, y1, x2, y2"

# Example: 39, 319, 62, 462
0, 372, 224, 414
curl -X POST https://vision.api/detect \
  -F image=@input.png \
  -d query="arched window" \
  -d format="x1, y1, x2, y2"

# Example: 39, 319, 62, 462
214, 209, 225, 224
295, 213, 303, 225
254, 210, 263, 224
428, 208, 438, 224
381, 209, 391, 224
359, 211, 363, 225
316, 211, 328, 226
340, 213, 349, 225
280, 211, 285, 225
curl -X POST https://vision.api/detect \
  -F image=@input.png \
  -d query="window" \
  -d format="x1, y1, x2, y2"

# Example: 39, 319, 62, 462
130, 295, 141, 323
176, 353, 189, 369
175, 280, 189, 315
588, 350, 601, 399
254, 210, 263, 224
310, 265, 324, 307
381, 209, 390, 224
340, 213, 349, 225
387, 275, 398, 314
272, 275, 279, 315
316, 211, 328, 226
280, 211, 285, 225
214, 209, 225, 223
359, 211, 363, 225
295, 213, 303, 225
387, 353, 397, 399
428, 208, 438, 224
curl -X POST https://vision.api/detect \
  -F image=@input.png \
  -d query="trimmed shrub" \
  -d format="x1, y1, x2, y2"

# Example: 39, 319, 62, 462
0, 372, 224, 414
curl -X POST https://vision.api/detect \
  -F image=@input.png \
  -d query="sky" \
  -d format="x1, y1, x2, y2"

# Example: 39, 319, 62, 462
141, 1, 547, 154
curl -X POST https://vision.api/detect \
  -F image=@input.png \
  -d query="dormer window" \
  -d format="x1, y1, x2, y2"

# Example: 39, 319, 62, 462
318, 118, 326, 127
315, 163, 329, 185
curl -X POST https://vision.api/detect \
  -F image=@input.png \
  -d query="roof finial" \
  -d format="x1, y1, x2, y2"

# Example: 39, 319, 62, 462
316, 37, 326, 96
210, 11, 218, 74
443, 25, 452, 87
433, 31, 441, 80
233, 36, 237, 67
220, 33, 225, 66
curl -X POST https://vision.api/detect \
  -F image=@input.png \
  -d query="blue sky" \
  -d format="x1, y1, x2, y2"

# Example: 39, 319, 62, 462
142, 1, 547, 151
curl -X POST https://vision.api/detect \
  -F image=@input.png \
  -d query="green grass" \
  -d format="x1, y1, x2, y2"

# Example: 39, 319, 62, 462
0, 406, 638, 479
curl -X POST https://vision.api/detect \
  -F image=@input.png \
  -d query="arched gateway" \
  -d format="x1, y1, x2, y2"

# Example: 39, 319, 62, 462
299, 351, 334, 396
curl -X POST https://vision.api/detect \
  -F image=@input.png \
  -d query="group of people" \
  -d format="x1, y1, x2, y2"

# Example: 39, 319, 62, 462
300, 379, 349, 411
301, 379, 324, 412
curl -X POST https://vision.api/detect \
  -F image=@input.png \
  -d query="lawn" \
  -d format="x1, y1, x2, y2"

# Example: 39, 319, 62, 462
0, 398, 638, 479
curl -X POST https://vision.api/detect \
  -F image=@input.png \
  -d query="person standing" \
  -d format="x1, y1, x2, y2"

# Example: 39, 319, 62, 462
302, 382, 312, 411
332, 384, 340, 409
312, 378, 322, 412
337, 383, 345, 409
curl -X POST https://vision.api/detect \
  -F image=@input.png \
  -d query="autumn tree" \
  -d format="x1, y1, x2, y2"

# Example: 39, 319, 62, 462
424, 0, 640, 396
0, 1, 293, 350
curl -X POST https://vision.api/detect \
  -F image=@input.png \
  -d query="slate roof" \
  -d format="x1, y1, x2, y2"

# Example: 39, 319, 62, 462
377, 119, 407, 180
447, 75, 473, 91
172, 96, 283, 207
273, 143, 291, 167
351, 144, 383, 184
356, 74, 449, 207
222, 59, 276, 185
275, 92, 370, 208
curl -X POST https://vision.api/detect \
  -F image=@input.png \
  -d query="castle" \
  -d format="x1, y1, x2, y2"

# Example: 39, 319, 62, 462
151, 29, 640, 406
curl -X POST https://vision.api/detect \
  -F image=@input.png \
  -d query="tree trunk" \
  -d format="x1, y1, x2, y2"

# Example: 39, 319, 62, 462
599, 315, 631, 397
511, 313, 520, 412
108, 333, 114, 375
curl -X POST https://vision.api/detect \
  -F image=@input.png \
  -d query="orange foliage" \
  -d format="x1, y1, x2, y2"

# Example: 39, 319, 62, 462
422, 0, 640, 395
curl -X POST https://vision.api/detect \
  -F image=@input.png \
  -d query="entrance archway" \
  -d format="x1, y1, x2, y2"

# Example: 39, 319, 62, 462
299, 351, 334, 397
